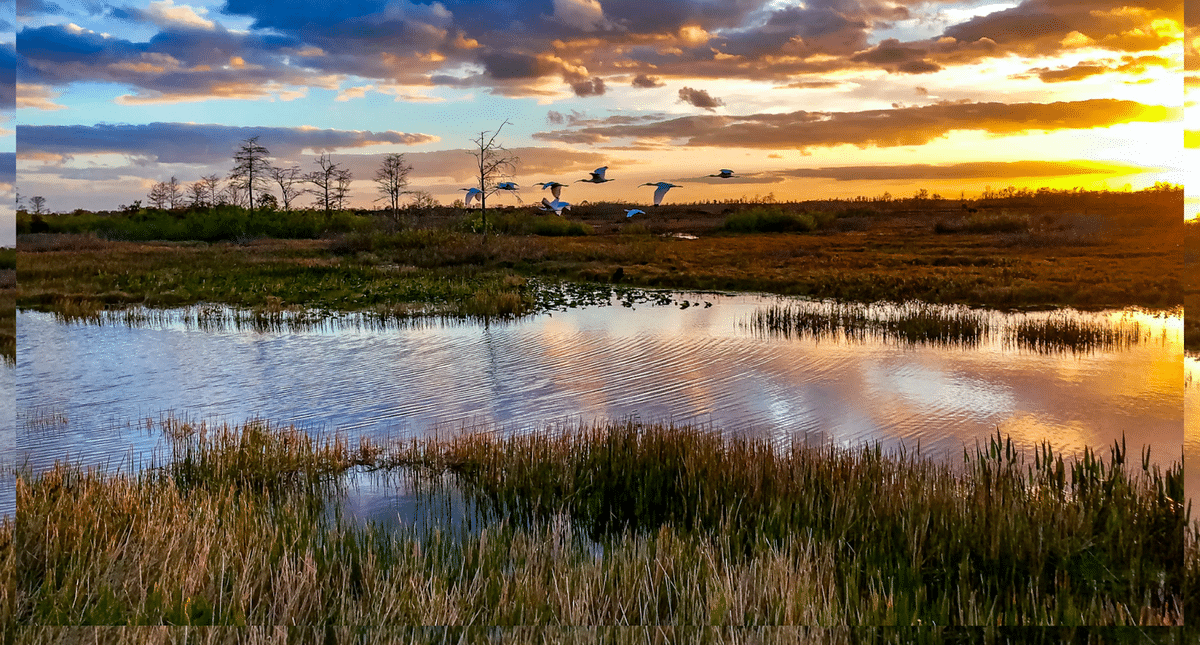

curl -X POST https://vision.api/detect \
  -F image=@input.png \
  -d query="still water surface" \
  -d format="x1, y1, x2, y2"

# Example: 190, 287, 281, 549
13, 294, 1184, 520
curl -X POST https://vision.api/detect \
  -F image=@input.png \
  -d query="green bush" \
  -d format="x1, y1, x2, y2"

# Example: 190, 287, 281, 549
937, 211, 1030, 235
458, 210, 591, 236
15, 207, 376, 242
721, 207, 825, 233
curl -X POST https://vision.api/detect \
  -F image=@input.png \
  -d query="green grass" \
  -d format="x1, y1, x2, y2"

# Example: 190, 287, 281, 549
720, 207, 836, 234
746, 302, 1155, 353
746, 301, 990, 346
17, 206, 374, 242
936, 212, 1030, 235
399, 424, 1189, 626
1, 285, 14, 365
15, 420, 1190, 627
1009, 313, 1147, 354
13, 626, 1198, 645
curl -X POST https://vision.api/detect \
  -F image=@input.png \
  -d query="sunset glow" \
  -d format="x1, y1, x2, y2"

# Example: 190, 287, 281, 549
2, 0, 1186, 218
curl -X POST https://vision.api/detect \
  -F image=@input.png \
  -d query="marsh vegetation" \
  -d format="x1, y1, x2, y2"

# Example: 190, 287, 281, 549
15, 189, 1183, 326
745, 301, 1157, 353
11, 420, 1191, 627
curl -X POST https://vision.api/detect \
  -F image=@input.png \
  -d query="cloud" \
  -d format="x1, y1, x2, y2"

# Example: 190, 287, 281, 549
112, 0, 216, 31
0, 152, 13, 186
767, 160, 1154, 182
571, 76, 606, 96
551, 0, 618, 32
942, 0, 1181, 60
15, 83, 66, 110
1021, 54, 1176, 83
14, 0, 1183, 103
18, 122, 440, 165
631, 74, 663, 88
534, 99, 1178, 149
17, 0, 65, 17
0, 44, 14, 112
778, 80, 843, 89
677, 86, 723, 110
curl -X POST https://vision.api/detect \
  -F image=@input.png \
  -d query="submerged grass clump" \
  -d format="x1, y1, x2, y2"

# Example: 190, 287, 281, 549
746, 301, 1156, 353
746, 301, 990, 346
1, 287, 14, 365
15, 420, 1194, 626
1009, 313, 1147, 353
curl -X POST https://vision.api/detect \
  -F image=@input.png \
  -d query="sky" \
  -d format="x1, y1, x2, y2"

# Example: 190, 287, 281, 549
3, 0, 1189, 226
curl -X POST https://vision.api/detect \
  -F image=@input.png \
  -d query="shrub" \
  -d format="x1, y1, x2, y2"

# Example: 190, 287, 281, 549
458, 211, 591, 236
937, 211, 1029, 235
721, 207, 827, 233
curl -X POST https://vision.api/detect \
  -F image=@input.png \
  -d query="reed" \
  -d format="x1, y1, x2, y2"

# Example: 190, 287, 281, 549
402, 424, 1187, 625
1009, 313, 1146, 354
15, 420, 1192, 626
14, 626, 1196, 645
747, 301, 1156, 353
746, 301, 990, 346
1, 287, 14, 365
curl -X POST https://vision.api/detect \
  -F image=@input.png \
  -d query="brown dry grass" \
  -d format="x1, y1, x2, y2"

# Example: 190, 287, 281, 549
16, 197, 1182, 318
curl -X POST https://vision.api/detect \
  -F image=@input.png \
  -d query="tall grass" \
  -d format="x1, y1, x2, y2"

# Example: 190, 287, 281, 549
0, 287, 14, 365
746, 301, 1154, 353
16, 420, 1192, 626
18, 207, 374, 242
14, 626, 1197, 645
935, 212, 1030, 235
1009, 313, 1147, 353
402, 424, 1187, 625
746, 301, 989, 346
721, 208, 836, 234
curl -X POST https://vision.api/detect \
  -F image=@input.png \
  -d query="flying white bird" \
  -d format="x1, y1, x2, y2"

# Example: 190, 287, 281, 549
709, 169, 736, 179
624, 208, 645, 218
540, 197, 571, 216
460, 187, 482, 207
535, 181, 567, 200
641, 182, 681, 206
496, 181, 519, 190
577, 166, 613, 184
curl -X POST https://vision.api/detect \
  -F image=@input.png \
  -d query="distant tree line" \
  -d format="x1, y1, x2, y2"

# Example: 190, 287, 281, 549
138, 137, 424, 221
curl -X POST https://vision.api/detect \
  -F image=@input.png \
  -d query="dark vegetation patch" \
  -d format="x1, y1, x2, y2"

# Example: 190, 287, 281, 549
15, 190, 1184, 316
12, 419, 1194, 626
720, 206, 837, 233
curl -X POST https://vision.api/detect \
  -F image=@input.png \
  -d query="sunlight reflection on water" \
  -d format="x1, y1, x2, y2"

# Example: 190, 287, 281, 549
12, 295, 1184, 520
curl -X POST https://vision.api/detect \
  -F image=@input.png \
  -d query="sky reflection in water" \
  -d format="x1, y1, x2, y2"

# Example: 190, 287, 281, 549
13, 295, 1184, 522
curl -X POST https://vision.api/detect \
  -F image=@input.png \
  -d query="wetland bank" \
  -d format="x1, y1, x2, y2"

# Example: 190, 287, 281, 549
8, 191, 1194, 629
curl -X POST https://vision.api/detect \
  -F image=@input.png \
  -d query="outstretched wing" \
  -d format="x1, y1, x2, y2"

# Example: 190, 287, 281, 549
653, 184, 671, 205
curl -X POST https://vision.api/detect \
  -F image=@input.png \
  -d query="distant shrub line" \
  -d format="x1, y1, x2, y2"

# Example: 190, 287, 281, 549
720, 207, 839, 233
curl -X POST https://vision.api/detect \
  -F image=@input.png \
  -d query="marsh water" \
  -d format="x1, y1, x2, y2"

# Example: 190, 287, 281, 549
11, 293, 1185, 522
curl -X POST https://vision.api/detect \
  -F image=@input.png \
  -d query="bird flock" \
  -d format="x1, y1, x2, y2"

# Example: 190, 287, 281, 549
461, 167, 737, 218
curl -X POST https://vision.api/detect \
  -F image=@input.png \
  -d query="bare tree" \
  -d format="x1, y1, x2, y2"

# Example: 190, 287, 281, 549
223, 182, 247, 208
188, 180, 209, 208
147, 181, 171, 209
229, 136, 271, 210
307, 154, 351, 216
165, 176, 184, 209
334, 167, 352, 211
466, 119, 519, 237
199, 174, 223, 206
29, 195, 47, 215
374, 153, 412, 221
269, 165, 305, 212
